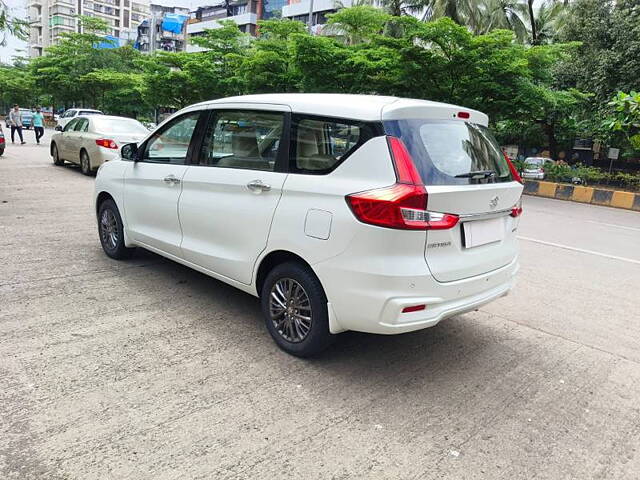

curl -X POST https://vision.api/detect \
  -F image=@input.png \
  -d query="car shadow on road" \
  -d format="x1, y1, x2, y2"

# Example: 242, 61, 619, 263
126, 248, 495, 388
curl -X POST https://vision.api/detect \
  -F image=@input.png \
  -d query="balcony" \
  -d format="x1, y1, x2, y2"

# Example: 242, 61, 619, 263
282, 0, 349, 17
131, 3, 148, 14
187, 12, 258, 34
51, 6, 75, 15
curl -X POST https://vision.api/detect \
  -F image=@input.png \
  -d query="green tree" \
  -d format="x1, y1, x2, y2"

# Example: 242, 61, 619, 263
602, 91, 640, 150
80, 69, 147, 117
0, 64, 38, 108
325, 6, 390, 45
0, 0, 28, 45
237, 19, 308, 93
29, 16, 118, 107
556, 0, 640, 102
139, 21, 247, 109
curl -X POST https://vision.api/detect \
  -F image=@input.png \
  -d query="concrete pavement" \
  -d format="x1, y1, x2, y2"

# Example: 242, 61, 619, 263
1, 143, 640, 479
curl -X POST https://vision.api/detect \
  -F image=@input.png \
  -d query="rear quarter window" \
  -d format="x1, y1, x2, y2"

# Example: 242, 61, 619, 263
291, 115, 376, 174
384, 119, 514, 185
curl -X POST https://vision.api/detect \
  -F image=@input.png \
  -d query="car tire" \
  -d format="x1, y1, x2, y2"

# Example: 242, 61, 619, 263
98, 199, 135, 260
52, 143, 64, 166
80, 150, 92, 176
261, 262, 335, 357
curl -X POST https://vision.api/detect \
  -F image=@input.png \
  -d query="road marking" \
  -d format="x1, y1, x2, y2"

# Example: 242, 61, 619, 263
518, 236, 640, 265
586, 220, 640, 232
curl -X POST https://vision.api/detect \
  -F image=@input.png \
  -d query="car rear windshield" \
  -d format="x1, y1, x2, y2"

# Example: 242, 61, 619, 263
80, 110, 103, 116
93, 118, 148, 134
383, 119, 514, 185
525, 158, 545, 166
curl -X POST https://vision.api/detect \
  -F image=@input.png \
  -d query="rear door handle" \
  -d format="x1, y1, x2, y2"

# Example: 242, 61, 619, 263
163, 175, 180, 185
247, 180, 271, 193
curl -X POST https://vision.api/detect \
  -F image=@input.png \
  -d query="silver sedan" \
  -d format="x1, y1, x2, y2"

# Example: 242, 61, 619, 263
50, 115, 149, 175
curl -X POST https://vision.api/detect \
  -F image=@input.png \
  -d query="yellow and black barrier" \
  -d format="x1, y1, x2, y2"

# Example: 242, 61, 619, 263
523, 180, 640, 211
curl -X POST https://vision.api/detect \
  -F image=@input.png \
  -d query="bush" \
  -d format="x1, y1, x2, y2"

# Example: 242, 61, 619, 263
538, 163, 640, 191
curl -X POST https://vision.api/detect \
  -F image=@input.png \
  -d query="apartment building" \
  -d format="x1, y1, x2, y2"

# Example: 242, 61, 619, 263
185, 0, 351, 50
281, 0, 353, 32
187, 2, 260, 51
135, 4, 190, 53
27, 0, 151, 57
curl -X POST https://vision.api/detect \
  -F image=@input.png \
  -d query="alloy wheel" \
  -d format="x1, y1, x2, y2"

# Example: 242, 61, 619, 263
100, 208, 118, 250
81, 152, 89, 174
269, 278, 312, 343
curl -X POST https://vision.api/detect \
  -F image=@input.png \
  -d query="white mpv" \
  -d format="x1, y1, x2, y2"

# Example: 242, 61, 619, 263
94, 94, 523, 356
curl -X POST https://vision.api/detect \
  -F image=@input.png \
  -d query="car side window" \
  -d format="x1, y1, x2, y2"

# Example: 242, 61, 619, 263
198, 110, 284, 171
142, 112, 200, 165
64, 118, 78, 132
292, 116, 366, 174
74, 118, 88, 132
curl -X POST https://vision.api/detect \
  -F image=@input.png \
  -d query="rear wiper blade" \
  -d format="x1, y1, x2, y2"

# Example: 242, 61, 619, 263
455, 170, 496, 179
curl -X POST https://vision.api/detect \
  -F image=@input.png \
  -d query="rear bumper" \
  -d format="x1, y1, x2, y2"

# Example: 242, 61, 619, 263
522, 172, 544, 180
316, 256, 519, 335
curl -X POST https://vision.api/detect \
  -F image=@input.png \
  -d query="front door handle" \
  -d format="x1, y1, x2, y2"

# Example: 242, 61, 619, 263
163, 175, 180, 185
247, 180, 271, 193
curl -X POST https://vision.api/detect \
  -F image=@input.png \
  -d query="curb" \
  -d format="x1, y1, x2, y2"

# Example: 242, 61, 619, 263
523, 180, 640, 211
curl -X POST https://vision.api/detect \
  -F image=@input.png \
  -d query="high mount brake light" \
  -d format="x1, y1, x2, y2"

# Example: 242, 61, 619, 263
96, 139, 118, 149
345, 136, 459, 231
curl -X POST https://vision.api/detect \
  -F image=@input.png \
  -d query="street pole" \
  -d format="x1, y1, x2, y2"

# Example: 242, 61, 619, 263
307, 0, 314, 33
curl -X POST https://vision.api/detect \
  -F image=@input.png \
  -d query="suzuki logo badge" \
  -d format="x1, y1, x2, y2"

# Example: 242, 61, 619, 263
489, 196, 499, 209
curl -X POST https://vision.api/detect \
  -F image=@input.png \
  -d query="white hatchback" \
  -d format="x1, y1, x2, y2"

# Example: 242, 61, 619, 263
94, 94, 523, 356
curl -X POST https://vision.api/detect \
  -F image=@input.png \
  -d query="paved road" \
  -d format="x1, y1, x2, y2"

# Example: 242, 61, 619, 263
1, 143, 640, 480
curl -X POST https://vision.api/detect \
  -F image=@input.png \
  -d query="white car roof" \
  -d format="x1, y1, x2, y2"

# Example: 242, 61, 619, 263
190, 94, 489, 126
89, 115, 137, 121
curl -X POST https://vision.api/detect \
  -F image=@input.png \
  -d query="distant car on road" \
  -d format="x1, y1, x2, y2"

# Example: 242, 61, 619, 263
5, 108, 34, 129
0, 125, 5, 155
521, 157, 553, 180
93, 93, 524, 356
50, 115, 149, 175
56, 108, 103, 129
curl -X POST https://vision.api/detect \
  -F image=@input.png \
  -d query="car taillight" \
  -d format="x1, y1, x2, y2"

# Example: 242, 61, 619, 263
504, 153, 523, 184
345, 136, 459, 230
96, 139, 118, 149
0, 136, 4, 144
510, 198, 523, 217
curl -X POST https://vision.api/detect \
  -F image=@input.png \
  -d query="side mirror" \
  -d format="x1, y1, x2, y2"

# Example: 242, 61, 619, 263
55, 125, 63, 131
121, 142, 139, 161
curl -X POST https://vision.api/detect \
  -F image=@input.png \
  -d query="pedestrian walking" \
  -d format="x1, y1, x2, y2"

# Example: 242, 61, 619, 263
8, 105, 26, 145
32, 107, 45, 144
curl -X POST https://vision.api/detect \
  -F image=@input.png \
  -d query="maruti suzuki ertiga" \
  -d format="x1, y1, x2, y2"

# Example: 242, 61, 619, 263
94, 94, 523, 356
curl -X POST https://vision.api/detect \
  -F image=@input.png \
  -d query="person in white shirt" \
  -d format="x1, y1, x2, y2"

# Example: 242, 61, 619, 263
8, 105, 25, 144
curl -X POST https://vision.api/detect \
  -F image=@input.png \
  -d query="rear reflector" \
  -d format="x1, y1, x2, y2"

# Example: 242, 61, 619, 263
345, 136, 459, 230
402, 304, 426, 313
457, 112, 470, 119
510, 199, 523, 217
